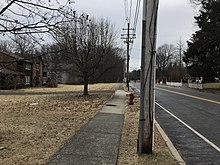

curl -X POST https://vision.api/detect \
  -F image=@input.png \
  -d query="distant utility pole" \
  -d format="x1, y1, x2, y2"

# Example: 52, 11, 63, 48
121, 22, 135, 91
177, 39, 184, 81
138, 0, 159, 154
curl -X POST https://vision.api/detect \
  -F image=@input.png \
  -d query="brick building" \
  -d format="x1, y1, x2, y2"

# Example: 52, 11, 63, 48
0, 51, 47, 89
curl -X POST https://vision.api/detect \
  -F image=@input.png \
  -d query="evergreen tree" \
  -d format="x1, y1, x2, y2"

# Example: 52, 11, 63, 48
184, 0, 220, 82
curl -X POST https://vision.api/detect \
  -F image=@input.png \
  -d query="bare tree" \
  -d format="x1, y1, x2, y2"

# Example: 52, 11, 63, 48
189, 0, 203, 5
0, 40, 13, 52
0, 0, 77, 87
156, 44, 176, 82
53, 14, 122, 95
77, 18, 120, 95
0, 0, 75, 36
40, 44, 68, 83
11, 35, 36, 57
0, 35, 36, 72
156, 44, 175, 70
176, 38, 186, 80
0, 0, 76, 71
156, 42, 188, 82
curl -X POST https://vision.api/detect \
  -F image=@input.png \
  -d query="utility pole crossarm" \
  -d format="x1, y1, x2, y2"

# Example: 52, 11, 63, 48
121, 23, 136, 91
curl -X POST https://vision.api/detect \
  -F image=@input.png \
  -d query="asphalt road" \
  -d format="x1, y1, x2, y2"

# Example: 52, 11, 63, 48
131, 83, 220, 165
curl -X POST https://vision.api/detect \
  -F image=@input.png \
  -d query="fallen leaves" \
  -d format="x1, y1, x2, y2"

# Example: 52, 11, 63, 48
0, 83, 117, 165
117, 86, 178, 165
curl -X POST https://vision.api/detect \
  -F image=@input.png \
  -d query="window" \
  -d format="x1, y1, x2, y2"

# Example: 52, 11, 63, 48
25, 63, 32, 70
43, 77, 47, 84
25, 76, 31, 85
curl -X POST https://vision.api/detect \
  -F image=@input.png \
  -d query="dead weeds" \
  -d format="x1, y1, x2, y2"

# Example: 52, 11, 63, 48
0, 83, 117, 165
117, 87, 178, 165
0, 83, 178, 165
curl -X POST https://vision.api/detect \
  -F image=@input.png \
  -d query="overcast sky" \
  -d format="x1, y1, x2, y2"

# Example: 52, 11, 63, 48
0, 0, 198, 70
1, 0, 197, 69
73, 0, 196, 69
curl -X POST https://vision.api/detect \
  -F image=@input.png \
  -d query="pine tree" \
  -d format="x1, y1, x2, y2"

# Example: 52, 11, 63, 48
184, 0, 220, 82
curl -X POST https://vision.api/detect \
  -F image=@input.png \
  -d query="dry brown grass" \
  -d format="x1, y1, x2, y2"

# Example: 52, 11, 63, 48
203, 82, 220, 89
117, 87, 178, 165
0, 83, 117, 165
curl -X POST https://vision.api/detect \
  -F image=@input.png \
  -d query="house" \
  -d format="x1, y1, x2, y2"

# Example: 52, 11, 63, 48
0, 51, 47, 89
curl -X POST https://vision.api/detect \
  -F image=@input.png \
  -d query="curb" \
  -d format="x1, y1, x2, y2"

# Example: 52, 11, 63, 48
129, 84, 185, 164
155, 121, 186, 165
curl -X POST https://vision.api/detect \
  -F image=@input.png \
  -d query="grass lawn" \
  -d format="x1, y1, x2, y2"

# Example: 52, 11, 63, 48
0, 84, 117, 165
0, 83, 178, 165
203, 82, 220, 89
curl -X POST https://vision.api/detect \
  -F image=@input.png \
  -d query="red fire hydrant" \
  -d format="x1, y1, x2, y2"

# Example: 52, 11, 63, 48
129, 93, 135, 105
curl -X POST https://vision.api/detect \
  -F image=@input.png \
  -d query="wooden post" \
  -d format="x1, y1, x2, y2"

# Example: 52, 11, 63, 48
138, 0, 159, 154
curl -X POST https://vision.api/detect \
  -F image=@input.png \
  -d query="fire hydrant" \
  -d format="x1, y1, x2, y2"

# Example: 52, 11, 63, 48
129, 93, 135, 105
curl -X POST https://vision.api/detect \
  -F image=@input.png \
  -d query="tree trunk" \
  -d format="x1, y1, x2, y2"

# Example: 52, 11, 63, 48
83, 78, 89, 95
13, 75, 17, 90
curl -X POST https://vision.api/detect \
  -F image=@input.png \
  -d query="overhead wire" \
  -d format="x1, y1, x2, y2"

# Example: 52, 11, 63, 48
122, 0, 142, 63
133, 0, 141, 34
123, 0, 141, 30
123, 0, 129, 21
129, 0, 142, 57
129, 0, 133, 23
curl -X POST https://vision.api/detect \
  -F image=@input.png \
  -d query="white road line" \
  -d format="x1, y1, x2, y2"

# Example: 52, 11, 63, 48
156, 102, 220, 152
130, 84, 220, 152
156, 87, 220, 105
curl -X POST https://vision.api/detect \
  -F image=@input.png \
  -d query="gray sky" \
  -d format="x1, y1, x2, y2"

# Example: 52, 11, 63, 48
1, 0, 197, 69
65, 0, 197, 70
74, 0, 197, 69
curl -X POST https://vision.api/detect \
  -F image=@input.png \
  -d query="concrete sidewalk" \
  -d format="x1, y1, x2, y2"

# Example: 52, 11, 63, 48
47, 89, 127, 165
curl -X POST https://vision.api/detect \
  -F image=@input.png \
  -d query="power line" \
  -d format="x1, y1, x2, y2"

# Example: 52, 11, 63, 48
129, 0, 133, 23
121, 22, 136, 91
123, 0, 141, 33
133, 0, 141, 33
123, 0, 129, 21
122, 0, 142, 74
125, 0, 142, 53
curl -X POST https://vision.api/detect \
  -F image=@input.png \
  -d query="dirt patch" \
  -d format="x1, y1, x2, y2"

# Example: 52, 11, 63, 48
0, 83, 117, 165
117, 87, 178, 165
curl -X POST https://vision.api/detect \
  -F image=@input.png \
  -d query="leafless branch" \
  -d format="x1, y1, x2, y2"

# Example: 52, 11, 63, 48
0, 0, 75, 36
0, 0, 17, 15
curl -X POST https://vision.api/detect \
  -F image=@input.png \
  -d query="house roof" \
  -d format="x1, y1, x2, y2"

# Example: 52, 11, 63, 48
0, 68, 24, 75
0, 50, 43, 64
0, 50, 23, 60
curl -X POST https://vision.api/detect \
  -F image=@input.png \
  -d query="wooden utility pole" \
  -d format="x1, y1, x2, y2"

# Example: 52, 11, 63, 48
126, 22, 130, 91
121, 23, 135, 91
177, 39, 184, 81
138, 0, 159, 154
